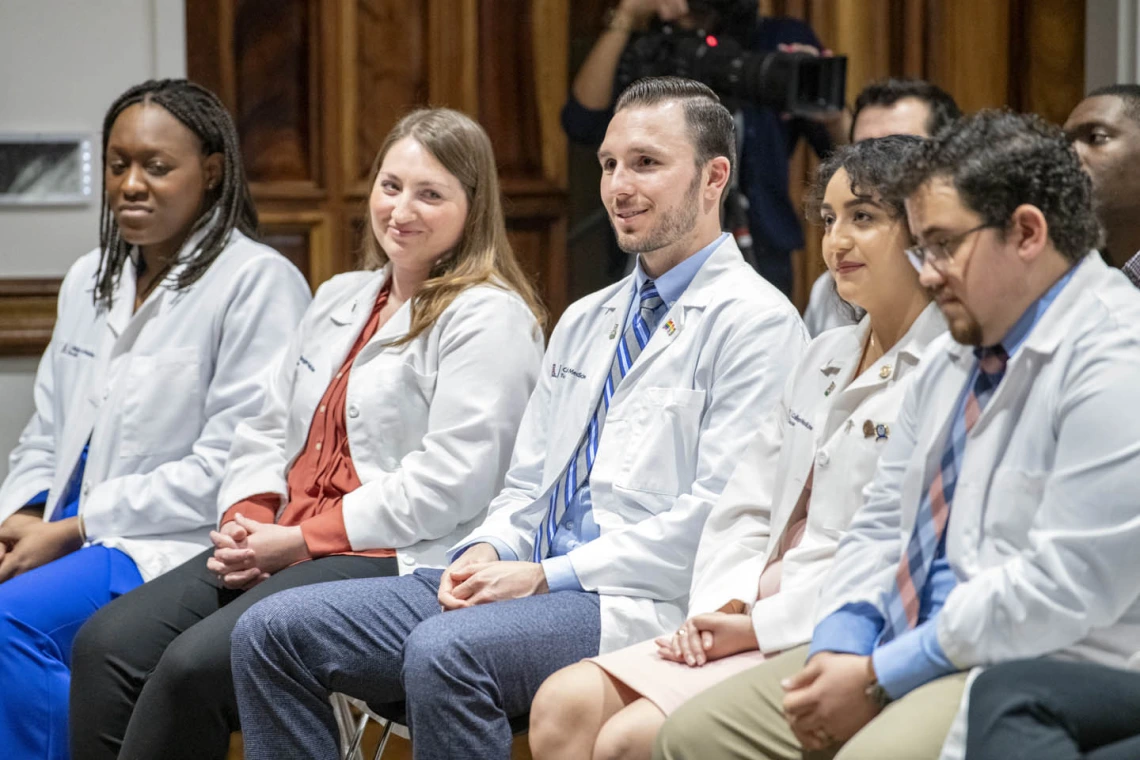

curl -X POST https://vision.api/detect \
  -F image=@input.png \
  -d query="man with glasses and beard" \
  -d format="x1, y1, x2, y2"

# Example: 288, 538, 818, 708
956, 84, 1140, 760
655, 110, 1140, 760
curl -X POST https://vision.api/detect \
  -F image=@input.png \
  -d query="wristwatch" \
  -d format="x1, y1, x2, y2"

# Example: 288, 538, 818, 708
864, 679, 893, 709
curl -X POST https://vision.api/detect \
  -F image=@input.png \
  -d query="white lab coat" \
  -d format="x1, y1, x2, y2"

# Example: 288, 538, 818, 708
801, 254, 1140, 760
688, 304, 946, 654
456, 237, 809, 653
219, 267, 544, 574
0, 230, 312, 581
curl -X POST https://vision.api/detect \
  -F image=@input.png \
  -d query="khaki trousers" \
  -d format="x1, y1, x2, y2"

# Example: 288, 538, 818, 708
653, 645, 968, 760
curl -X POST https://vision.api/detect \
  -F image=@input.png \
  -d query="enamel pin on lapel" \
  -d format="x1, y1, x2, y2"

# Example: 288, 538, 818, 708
663, 318, 677, 336
863, 420, 890, 440
609, 323, 619, 339
824, 381, 836, 397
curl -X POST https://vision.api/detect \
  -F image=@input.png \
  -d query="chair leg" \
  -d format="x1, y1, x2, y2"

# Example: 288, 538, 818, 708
343, 712, 369, 760
372, 720, 395, 760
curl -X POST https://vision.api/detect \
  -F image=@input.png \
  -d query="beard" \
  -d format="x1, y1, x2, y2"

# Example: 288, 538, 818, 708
929, 285, 984, 345
613, 173, 701, 255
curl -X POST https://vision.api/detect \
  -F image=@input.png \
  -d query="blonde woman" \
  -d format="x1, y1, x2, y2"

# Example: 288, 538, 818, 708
528, 135, 946, 760
69, 108, 546, 760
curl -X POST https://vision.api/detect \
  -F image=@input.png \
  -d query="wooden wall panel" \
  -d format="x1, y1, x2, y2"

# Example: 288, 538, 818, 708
343, 0, 430, 194
232, 0, 319, 188
0, 280, 59, 356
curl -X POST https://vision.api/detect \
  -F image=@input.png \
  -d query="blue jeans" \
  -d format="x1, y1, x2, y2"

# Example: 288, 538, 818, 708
0, 545, 142, 760
232, 568, 602, 760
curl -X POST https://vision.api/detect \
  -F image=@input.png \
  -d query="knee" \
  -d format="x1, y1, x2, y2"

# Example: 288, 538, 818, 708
149, 629, 227, 701
401, 618, 459, 692
71, 603, 129, 670
969, 663, 1040, 721
528, 665, 598, 756
653, 703, 709, 760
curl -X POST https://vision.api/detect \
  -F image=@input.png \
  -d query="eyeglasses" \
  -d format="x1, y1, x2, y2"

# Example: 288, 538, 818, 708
905, 222, 1005, 272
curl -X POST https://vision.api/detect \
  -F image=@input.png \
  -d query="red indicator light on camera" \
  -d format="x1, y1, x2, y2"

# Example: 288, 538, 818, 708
706, 35, 718, 47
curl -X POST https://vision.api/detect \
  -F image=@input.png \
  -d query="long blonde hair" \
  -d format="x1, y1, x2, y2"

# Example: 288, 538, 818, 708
361, 108, 547, 344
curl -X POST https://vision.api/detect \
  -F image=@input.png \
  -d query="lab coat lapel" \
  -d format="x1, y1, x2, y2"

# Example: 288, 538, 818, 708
324, 266, 391, 384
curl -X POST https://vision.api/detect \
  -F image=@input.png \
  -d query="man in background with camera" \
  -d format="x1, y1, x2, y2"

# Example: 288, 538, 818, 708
563, 0, 848, 297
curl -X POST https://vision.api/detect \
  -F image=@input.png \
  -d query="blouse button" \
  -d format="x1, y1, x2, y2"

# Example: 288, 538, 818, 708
816, 451, 830, 468
348, 405, 360, 419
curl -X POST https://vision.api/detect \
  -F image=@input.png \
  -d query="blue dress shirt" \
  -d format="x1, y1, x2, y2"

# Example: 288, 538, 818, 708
808, 264, 1078, 698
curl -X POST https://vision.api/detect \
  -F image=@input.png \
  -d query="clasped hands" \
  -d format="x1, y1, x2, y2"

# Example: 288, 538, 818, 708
207, 513, 309, 590
437, 542, 548, 610
781, 652, 883, 751
654, 601, 759, 667
0, 510, 83, 583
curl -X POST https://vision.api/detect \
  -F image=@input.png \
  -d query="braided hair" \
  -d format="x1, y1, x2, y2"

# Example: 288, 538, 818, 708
95, 79, 258, 309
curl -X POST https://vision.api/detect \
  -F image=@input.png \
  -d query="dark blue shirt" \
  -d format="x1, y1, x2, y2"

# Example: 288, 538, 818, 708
561, 17, 833, 255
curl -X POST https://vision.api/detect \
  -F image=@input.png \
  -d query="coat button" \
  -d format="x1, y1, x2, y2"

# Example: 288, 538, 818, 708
348, 405, 360, 419
400, 555, 415, 566
816, 451, 830, 467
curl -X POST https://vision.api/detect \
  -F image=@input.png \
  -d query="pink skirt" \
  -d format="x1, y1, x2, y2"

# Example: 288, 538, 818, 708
589, 639, 769, 715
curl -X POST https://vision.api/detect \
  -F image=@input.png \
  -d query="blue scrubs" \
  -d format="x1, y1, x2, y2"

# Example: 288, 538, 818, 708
0, 445, 143, 759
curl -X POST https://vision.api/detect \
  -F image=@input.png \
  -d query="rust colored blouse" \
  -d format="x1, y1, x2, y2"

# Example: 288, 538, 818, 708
221, 284, 396, 559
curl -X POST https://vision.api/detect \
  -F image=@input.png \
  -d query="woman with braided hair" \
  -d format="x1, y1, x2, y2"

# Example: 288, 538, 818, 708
0, 78, 311, 758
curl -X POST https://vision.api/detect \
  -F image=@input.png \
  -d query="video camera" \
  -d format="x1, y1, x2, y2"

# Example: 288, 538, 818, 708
614, 0, 847, 116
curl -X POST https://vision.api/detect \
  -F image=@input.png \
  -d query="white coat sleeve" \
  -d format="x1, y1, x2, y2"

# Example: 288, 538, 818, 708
686, 390, 787, 615
81, 255, 312, 541
813, 366, 919, 621
0, 267, 82, 520
448, 312, 570, 560
937, 341, 1140, 668
566, 307, 807, 600
214, 308, 308, 521
338, 291, 544, 550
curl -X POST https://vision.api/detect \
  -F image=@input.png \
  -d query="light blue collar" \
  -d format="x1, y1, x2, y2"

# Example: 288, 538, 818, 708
998, 264, 1077, 357
632, 232, 728, 307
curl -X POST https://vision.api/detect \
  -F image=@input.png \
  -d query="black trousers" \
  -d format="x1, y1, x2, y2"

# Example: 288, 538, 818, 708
69, 547, 398, 760
966, 659, 1140, 760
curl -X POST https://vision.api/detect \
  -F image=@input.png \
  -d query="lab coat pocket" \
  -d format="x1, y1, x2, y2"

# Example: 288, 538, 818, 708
817, 427, 894, 534
985, 468, 1047, 545
355, 361, 436, 467
120, 348, 204, 458
613, 386, 706, 501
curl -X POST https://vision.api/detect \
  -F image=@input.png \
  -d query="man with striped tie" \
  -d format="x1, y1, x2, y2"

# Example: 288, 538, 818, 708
229, 76, 807, 760
655, 111, 1140, 760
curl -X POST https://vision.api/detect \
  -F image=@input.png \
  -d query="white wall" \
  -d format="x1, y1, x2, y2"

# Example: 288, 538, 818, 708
1087, 0, 1140, 91
0, 0, 185, 479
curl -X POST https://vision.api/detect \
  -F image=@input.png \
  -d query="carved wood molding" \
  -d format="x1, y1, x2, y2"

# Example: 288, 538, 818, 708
0, 278, 60, 357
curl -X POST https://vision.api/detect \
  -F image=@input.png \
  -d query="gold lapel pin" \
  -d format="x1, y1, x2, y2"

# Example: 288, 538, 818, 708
862, 420, 875, 438
879, 364, 892, 380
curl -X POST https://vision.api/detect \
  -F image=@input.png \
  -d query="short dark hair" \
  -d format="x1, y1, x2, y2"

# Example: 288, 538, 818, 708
806, 134, 926, 222
1087, 83, 1140, 123
614, 76, 736, 191
97, 79, 258, 309
889, 109, 1100, 263
851, 78, 962, 141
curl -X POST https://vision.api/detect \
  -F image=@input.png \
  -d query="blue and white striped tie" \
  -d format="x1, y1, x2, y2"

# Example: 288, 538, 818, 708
532, 280, 668, 561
